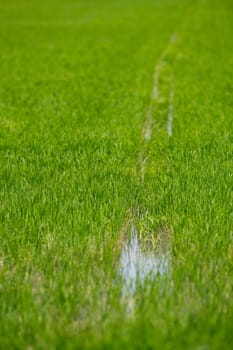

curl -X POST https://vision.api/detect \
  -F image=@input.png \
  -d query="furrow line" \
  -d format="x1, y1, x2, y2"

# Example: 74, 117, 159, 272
142, 32, 177, 143
167, 77, 174, 137
118, 33, 177, 305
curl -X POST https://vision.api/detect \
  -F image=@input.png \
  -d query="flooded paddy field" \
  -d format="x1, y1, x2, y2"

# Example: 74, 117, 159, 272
0, 0, 232, 349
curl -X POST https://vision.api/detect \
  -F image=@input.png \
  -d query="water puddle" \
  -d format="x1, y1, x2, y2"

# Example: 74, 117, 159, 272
119, 223, 171, 298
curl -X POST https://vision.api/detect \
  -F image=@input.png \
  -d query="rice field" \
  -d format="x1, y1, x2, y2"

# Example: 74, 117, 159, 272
0, 0, 232, 349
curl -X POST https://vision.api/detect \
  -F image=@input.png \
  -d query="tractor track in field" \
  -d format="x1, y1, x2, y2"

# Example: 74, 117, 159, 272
118, 33, 178, 305
142, 32, 177, 144
167, 77, 174, 137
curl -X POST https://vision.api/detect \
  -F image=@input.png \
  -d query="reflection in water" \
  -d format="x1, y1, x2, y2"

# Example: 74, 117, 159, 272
119, 224, 170, 297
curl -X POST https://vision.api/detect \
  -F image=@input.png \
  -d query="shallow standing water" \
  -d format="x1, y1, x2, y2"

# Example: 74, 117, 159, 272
119, 224, 171, 297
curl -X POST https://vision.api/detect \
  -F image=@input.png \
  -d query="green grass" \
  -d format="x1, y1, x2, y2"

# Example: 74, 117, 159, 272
0, 0, 232, 349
